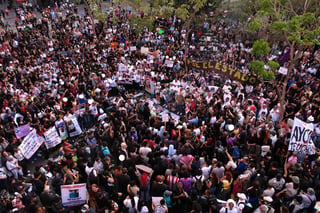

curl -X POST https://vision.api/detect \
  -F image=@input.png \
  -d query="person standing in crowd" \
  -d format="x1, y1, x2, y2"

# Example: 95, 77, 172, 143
0, 2, 319, 213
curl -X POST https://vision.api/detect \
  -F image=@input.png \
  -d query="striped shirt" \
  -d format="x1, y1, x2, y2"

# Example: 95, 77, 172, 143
166, 175, 180, 190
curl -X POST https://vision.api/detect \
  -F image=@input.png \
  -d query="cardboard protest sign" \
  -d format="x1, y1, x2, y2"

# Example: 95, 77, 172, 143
61, 184, 87, 207
288, 117, 315, 155
141, 47, 149, 55
55, 119, 68, 140
18, 129, 43, 159
279, 67, 288, 75
136, 164, 153, 173
164, 59, 174, 68
44, 127, 62, 149
130, 46, 137, 51
64, 115, 82, 137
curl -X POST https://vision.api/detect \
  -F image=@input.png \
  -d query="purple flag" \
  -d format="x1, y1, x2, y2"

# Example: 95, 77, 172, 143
279, 48, 290, 65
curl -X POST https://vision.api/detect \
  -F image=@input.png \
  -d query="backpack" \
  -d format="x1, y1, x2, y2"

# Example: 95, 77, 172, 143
193, 176, 203, 192
101, 146, 110, 157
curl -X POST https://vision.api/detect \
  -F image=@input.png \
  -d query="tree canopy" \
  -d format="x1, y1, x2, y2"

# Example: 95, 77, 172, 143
246, 0, 320, 120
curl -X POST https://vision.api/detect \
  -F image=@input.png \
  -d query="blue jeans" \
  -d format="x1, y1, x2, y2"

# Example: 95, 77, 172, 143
140, 184, 150, 202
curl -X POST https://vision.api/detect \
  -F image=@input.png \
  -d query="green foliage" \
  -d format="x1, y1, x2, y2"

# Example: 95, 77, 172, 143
262, 71, 275, 81
248, 20, 262, 32
129, 15, 154, 34
250, 60, 265, 75
251, 39, 270, 57
250, 60, 275, 81
95, 12, 107, 22
175, 4, 189, 21
73, 0, 81, 4
271, 21, 288, 32
152, 0, 175, 18
268, 61, 280, 71
174, 0, 209, 21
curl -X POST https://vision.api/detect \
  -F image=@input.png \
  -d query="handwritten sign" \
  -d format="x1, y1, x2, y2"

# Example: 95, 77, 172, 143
44, 127, 62, 149
288, 117, 315, 155
18, 129, 43, 159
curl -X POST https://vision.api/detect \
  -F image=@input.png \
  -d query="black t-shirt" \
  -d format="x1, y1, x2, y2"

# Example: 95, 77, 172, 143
116, 173, 131, 194
151, 182, 168, 197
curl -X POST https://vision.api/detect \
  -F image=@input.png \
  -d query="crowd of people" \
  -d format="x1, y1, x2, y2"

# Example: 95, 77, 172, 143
0, 1, 320, 213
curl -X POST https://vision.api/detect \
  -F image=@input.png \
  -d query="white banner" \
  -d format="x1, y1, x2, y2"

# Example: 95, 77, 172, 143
64, 115, 82, 137
44, 127, 62, 149
288, 117, 315, 155
18, 129, 43, 159
61, 184, 87, 207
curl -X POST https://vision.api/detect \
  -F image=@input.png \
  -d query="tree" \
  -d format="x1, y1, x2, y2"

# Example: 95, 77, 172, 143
247, 0, 320, 121
174, 0, 223, 71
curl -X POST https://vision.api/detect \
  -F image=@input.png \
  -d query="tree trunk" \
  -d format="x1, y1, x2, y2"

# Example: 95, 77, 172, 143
183, 12, 196, 73
278, 45, 294, 122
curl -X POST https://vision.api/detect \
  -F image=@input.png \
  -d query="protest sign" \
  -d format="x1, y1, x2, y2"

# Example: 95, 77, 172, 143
145, 79, 155, 96
288, 117, 315, 155
162, 113, 169, 122
141, 47, 149, 55
44, 127, 62, 149
61, 184, 87, 207
130, 46, 137, 51
136, 164, 153, 173
18, 129, 43, 159
164, 59, 174, 68
55, 119, 68, 140
14, 124, 30, 139
118, 63, 128, 72
64, 115, 82, 137
279, 67, 288, 75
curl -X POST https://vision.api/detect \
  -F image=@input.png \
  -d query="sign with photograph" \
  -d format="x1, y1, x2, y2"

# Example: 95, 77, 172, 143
55, 119, 68, 140
64, 115, 82, 137
61, 184, 87, 207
